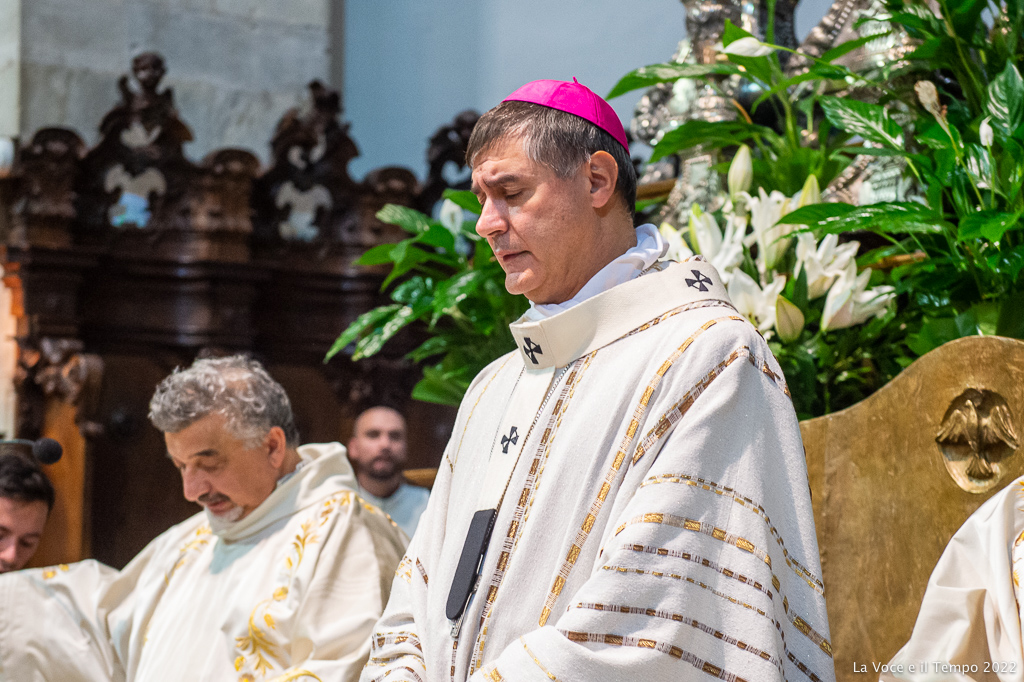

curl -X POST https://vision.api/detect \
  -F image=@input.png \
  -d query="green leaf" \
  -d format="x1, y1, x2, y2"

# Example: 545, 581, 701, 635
355, 242, 397, 266
997, 291, 1024, 338
721, 19, 754, 47
412, 366, 469, 406
353, 305, 419, 359
650, 120, 772, 162
988, 62, 1024, 135
906, 316, 960, 355
376, 204, 432, 234
607, 62, 741, 99
821, 32, 893, 63
949, 0, 987, 41
406, 336, 449, 363
819, 96, 904, 149
324, 304, 403, 362
418, 224, 457, 253
442, 189, 482, 215
431, 270, 487, 326
779, 201, 948, 234
957, 211, 1021, 242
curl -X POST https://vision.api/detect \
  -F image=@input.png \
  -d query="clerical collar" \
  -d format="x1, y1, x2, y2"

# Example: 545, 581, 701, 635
524, 222, 666, 321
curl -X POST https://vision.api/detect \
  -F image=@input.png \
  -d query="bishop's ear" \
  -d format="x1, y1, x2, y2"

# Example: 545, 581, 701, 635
265, 426, 289, 468
586, 150, 619, 210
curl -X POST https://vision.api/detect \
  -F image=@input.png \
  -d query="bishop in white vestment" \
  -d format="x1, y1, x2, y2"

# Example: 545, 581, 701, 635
362, 80, 833, 682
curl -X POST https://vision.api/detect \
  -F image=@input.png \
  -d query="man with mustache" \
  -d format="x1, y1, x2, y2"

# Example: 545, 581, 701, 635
347, 406, 429, 537
0, 355, 406, 682
362, 80, 833, 682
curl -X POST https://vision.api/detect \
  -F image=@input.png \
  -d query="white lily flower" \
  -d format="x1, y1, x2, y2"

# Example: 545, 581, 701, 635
728, 145, 753, 199
821, 260, 896, 331
439, 198, 464, 235
728, 269, 786, 335
980, 116, 994, 147
723, 37, 773, 58
794, 232, 860, 300
775, 295, 805, 343
659, 222, 693, 262
688, 205, 744, 283
744, 187, 794, 277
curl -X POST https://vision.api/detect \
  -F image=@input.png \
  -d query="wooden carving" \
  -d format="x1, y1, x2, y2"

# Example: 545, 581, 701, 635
15, 337, 104, 440
8, 128, 87, 249
418, 109, 479, 212
78, 53, 193, 236
254, 80, 360, 248
936, 388, 1020, 493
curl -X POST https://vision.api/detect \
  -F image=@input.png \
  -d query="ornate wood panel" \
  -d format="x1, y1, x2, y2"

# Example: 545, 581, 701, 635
1, 54, 469, 568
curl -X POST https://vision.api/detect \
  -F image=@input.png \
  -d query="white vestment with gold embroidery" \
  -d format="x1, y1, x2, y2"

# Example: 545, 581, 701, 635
0, 442, 407, 682
361, 260, 834, 682
881, 477, 1024, 682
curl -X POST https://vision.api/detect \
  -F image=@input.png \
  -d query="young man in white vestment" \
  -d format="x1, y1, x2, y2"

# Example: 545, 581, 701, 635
348, 406, 430, 537
361, 80, 834, 682
880, 475, 1024, 681
0, 355, 407, 682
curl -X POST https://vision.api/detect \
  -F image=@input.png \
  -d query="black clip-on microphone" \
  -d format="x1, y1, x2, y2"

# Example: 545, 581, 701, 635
0, 438, 64, 465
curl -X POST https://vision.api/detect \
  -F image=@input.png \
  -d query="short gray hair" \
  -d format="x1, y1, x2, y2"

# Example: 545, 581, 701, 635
466, 100, 637, 220
148, 355, 300, 447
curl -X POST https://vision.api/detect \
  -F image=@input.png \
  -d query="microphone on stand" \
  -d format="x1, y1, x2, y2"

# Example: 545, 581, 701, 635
0, 438, 64, 465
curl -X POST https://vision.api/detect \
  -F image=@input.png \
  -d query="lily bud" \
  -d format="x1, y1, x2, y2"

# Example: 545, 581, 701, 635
797, 174, 820, 208
775, 296, 805, 343
728, 145, 753, 199
980, 116, 994, 147
723, 37, 773, 58
439, 199, 463, 235
914, 81, 944, 121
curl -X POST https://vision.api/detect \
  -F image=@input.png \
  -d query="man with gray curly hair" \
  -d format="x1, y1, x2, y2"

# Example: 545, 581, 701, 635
0, 354, 407, 682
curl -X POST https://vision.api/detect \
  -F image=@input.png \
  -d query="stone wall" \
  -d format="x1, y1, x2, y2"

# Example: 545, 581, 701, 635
4, 0, 339, 162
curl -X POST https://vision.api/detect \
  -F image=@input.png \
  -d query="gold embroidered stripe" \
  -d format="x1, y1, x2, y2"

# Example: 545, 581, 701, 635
395, 556, 413, 583
618, 543, 773, 600
631, 346, 788, 467
520, 637, 560, 681
366, 666, 426, 682
558, 630, 751, 682
372, 632, 423, 653
468, 354, 596, 673
538, 316, 744, 628
614, 511, 773, 568
598, 566, 830, 679
621, 300, 737, 340
164, 524, 211, 584
570, 601, 783, 675
483, 667, 503, 681
447, 355, 513, 471
787, 649, 829, 682
415, 558, 429, 585
639, 473, 825, 594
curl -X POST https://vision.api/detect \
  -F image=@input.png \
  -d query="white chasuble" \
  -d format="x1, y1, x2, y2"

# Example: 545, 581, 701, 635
881, 477, 1024, 682
362, 260, 834, 682
0, 442, 407, 682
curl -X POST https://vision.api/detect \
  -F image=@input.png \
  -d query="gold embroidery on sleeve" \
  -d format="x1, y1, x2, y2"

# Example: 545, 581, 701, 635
638, 473, 825, 594
520, 638, 559, 681
447, 356, 514, 471
395, 555, 414, 583
415, 558, 429, 585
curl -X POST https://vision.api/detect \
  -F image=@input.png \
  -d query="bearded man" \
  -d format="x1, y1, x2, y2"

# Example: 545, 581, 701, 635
348, 406, 430, 537
361, 80, 834, 682
0, 355, 406, 682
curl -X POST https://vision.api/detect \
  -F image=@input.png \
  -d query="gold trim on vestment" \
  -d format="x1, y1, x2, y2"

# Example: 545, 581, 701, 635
164, 524, 212, 585
234, 492, 353, 680
569, 601, 783, 675
520, 637, 560, 681
557, 629, 751, 682
464, 354, 597, 675
639, 472, 825, 595
537, 315, 745, 628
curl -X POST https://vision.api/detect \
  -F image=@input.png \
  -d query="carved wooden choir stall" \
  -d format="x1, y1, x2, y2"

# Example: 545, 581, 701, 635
0, 53, 474, 569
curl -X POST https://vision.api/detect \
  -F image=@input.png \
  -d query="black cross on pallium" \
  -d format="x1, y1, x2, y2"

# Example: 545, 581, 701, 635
523, 337, 543, 364
501, 426, 519, 454
685, 269, 713, 292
